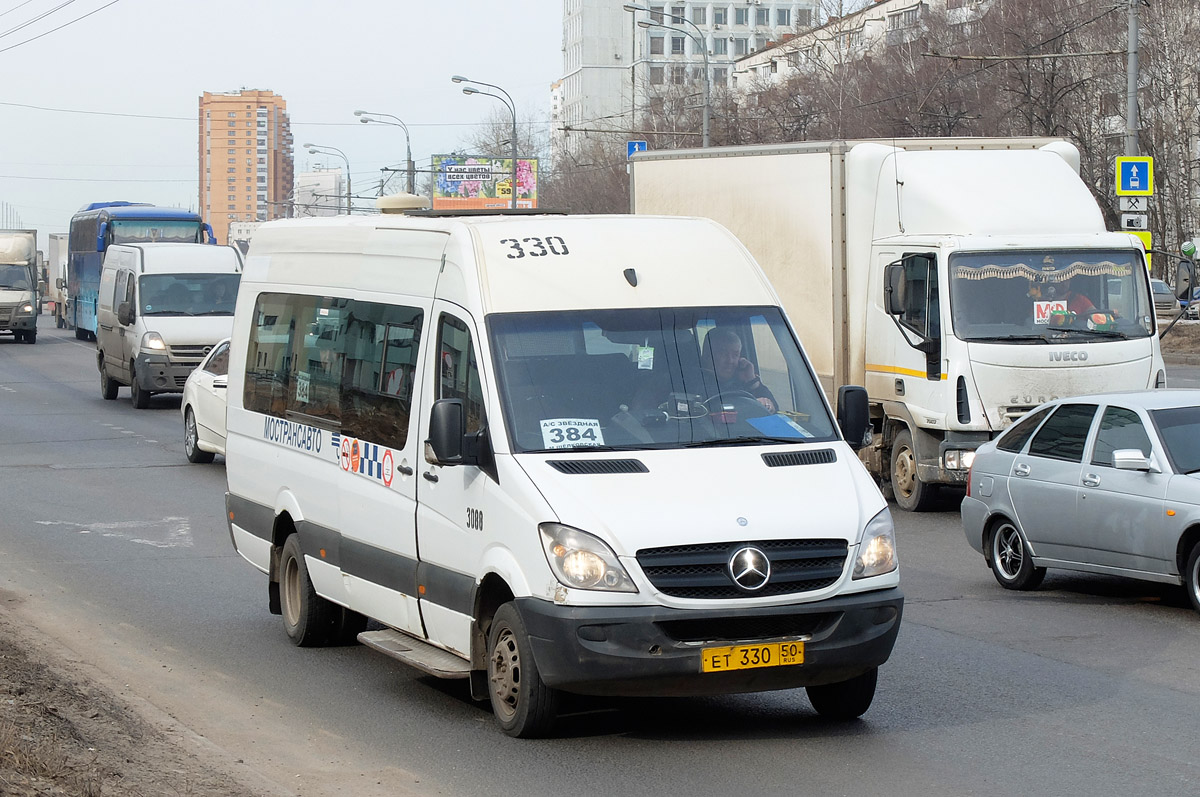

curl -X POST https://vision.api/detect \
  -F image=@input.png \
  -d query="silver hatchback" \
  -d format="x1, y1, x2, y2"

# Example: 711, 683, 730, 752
962, 390, 1200, 613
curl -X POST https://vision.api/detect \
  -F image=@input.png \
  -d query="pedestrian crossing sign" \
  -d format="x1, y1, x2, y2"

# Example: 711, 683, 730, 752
1115, 156, 1153, 196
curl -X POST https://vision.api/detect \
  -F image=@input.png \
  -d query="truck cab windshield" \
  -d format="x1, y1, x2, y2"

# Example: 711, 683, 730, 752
949, 250, 1153, 342
489, 306, 838, 453
0, 265, 32, 290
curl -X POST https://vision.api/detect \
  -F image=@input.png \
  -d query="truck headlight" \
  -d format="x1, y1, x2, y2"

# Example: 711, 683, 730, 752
16, 303, 33, 315
140, 331, 167, 351
853, 509, 898, 580
539, 523, 637, 593
944, 450, 976, 470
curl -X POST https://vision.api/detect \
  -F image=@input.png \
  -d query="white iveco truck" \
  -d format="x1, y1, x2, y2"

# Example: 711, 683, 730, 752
630, 138, 1165, 510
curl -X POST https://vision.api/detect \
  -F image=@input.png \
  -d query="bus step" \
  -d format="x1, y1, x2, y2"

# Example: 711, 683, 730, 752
358, 629, 471, 679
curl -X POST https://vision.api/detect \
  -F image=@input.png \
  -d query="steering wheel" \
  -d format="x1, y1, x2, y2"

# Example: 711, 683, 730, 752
704, 391, 772, 417
704, 390, 757, 405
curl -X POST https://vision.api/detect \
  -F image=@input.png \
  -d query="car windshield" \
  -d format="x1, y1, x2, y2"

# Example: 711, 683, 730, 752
0, 264, 32, 290
139, 273, 240, 316
949, 249, 1152, 341
1150, 405, 1200, 475
489, 306, 838, 453
1152, 280, 1172, 295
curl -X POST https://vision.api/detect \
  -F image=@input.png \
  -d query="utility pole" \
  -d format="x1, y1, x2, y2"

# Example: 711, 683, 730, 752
1125, 0, 1139, 156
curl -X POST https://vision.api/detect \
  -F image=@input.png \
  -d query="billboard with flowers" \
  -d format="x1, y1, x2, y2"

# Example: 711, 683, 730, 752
432, 155, 538, 210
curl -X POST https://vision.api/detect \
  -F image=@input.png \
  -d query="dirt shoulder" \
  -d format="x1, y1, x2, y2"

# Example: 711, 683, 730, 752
0, 601, 274, 797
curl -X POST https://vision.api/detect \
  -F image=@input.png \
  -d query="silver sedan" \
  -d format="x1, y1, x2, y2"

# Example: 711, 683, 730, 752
181, 338, 230, 463
962, 390, 1200, 613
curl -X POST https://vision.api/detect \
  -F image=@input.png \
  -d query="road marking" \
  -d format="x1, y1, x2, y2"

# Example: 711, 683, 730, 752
34, 517, 193, 548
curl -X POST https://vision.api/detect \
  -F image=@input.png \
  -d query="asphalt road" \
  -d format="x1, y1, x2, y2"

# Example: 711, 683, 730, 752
2, 317, 1199, 797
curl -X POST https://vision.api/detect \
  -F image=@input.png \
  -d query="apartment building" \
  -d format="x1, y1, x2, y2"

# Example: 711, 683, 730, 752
555, 0, 818, 151
198, 89, 294, 245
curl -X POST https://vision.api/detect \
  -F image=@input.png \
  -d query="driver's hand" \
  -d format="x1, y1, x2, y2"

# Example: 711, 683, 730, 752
735, 357, 757, 382
756, 396, 776, 413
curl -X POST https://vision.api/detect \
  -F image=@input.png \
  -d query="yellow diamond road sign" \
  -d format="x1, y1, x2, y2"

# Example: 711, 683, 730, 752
1115, 156, 1153, 196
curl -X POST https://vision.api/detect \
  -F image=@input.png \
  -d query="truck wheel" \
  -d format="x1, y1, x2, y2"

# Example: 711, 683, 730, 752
25, 329, 35, 344
806, 667, 877, 720
74, 328, 85, 340
100, 362, 119, 400
279, 534, 341, 647
487, 603, 560, 738
130, 365, 151, 409
989, 520, 1045, 591
184, 408, 214, 464
891, 428, 937, 512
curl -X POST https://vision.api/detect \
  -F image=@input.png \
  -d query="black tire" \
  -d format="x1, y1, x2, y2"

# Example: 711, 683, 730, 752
989, 520, 1046, 591
74, 327, 85, 340
806, 667, 878, 720
1184, 542, 1200, 616
487, 603, 560, 738
279, 534, 342, 647
183, 407, 215, 464
25, 329, 35, 344
335, 607, 368, 645
130, 365, 151, 409
100, 361, 120, 401
891, 428, 938, 512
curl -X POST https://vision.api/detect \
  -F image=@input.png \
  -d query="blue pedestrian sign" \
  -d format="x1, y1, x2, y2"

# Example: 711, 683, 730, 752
1115, 156, 1153, 196
627, 140, 648, 159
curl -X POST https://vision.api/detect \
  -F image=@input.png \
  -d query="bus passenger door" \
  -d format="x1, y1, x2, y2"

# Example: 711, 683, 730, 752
415, 304, 490, 659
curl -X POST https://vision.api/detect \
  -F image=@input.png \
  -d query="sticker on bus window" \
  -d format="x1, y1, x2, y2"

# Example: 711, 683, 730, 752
296, 371, 311, 404
540, 418, 605, 449
637, 346, 655, 370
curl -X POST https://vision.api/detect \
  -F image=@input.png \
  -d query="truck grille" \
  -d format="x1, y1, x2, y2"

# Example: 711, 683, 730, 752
0, 308, 12, 325
169, 344, 213, 365
636, 539, 848, 599
1003, 406, 1036, 424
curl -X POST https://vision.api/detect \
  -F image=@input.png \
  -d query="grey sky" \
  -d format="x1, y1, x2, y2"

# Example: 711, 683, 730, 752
1, 0, 562, 241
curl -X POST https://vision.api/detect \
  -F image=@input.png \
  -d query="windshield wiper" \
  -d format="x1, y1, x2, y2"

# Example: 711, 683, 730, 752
682, 436, 796, 448
1071, 328, 1130, 340
967, 335, 1050, 344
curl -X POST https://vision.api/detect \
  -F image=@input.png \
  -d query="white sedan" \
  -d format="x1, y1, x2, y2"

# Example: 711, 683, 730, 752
181, 338, 230, 463
962, 390, 1200, 614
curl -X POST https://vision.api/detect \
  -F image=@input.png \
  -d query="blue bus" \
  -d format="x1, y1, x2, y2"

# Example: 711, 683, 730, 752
67, 202, 215, 339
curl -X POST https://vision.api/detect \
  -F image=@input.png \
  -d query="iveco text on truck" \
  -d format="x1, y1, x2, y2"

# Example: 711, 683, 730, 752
630, 138, 1165, 510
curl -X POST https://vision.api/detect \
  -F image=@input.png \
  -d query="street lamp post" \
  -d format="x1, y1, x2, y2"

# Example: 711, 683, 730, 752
303, 142, 352, 215
451, 75, 519, 210
623, 3, 710, 148
355, 110, 415, 195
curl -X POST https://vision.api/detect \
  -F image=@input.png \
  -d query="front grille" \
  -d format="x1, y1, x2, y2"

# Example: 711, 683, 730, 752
1003, 406, 1036, 424
169, 344, 212, 365
174, 375, 190, 388
637, 538, 848, 599
762, 449, 835, 468
0, 309, 12, 324
657, 612, 832, 643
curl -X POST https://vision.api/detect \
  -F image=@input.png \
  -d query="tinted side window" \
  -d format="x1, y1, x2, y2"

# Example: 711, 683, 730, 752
996, 406, 1052, 452
340, 304, 423, 449
1028, 403, 1097, 462
1091, 406, 1151, 466
204, 342, 230, 377
437, 314, 485, 435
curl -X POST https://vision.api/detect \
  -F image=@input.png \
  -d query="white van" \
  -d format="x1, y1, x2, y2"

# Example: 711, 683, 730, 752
96, 243, 242, 408
224, 205, 903, 737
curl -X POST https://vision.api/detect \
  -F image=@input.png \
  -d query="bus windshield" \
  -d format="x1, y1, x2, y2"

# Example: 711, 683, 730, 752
489, 306, 837, 453
949, 249, 1153, 342
111, 219, 205, 245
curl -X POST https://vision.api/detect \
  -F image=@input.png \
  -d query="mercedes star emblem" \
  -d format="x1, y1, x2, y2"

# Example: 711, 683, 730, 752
728, 546, 771, 592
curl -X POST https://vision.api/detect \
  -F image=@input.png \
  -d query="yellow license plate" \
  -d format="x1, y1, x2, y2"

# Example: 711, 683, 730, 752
701, 640, 804, 673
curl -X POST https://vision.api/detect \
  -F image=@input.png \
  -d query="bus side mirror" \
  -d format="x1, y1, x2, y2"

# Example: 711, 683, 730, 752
837, 385, 871, 451
55, 277, 65, 290
427, 399, 465, 465
884, 262, 905, 316
204, 223, 217, 245
96, 222, 108, 252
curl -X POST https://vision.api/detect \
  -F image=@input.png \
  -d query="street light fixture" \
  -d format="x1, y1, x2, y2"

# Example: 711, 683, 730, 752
450, 74, 519, 209
354, 110, 415, 195
623, 2, 711, 147
303, 142, 352, 215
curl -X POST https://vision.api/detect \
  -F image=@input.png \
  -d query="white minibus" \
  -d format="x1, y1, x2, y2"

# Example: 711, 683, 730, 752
224, 203, 902, 737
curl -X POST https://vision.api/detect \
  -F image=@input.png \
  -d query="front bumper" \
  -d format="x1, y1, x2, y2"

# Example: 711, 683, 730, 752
0, 309, 35, 332
134, 352, 195, 394
515, 588, 903, 697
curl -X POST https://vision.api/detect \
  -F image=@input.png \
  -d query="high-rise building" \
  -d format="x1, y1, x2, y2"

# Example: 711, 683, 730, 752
555, 1, 817, 152
198, 89, 293, 246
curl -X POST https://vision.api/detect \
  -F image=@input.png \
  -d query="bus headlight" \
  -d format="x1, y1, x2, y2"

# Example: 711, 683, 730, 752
539, 523, 637, 592
853, 509, 898, 580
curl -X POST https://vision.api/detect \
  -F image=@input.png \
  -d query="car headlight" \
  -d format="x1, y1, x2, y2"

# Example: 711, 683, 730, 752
539, 523, 637, 592
140, 331, 167, 351
16, 303, 33, 315
853, 509, 898, 580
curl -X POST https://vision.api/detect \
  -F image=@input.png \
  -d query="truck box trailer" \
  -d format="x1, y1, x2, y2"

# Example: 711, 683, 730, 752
630, 138, 1165, 510
0, 229, 40, 344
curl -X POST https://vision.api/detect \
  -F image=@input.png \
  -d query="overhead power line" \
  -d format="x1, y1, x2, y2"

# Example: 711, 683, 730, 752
0, 0, 122, 55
